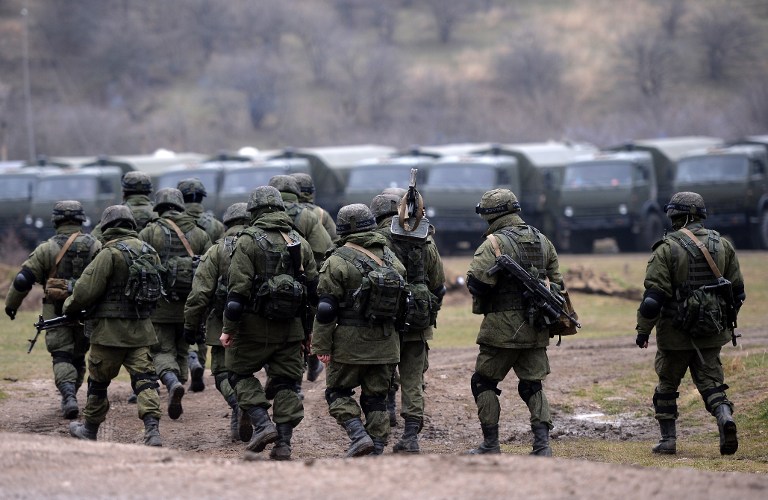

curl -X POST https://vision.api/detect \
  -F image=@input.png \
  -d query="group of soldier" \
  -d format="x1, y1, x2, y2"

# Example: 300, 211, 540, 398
4, 165, 745, 460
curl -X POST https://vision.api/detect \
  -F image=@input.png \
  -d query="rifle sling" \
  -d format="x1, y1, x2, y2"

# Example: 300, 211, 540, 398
49, 231, 81, 279
343, 242, 384, 266
161, 219, 195, 257
679, 227, 722, 279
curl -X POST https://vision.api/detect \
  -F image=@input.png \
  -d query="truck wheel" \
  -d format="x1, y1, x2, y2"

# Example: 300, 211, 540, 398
635, 213, 664, 252
753, 210, 768, 249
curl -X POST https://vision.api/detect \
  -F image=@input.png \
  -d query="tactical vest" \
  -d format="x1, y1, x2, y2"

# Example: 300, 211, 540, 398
157, 219, 198, 301
476, 226, 546, 314
211, 235, 237, 315
49, 232, 99, 280
387, 235, 439, 331
91, 240, 160, 319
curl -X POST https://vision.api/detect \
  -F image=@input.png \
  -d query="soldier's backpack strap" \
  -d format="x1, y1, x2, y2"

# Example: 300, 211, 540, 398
343, 242, 384, 266
486, 234, 502, 258
679, 227, 722, 279
161, 219, 195, 257
49, 231, 81, 279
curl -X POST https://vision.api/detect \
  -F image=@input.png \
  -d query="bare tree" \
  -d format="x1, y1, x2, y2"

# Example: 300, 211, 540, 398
494, 34, 565, 100
658, 0, 686, 39
691, 3, 758, 82
424, 0, 481, 44
741, 76, 768, 131
617, 26, 677, 100
289, 5, 343, 85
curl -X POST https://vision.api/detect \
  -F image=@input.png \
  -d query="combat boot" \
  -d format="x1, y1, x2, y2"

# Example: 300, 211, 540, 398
530, 423, 552, 457
143, 415, 162, 447
269, 423, 293, 461
69, 421, 99, 441
371, 437, 387, 456
387, 388, 398, 427
393, 417, 421, 453
245, 406, 279, 453
160, 371, 185, 420
224, 394, 241, 441
306, 355, 324, 382
188, 351, 205, 393
342, 417, 374, 457
238, 407, 253, 442
466, 424, 500, 454
652, 419, 677, 454
715, 404, 738, 455
59, 382, 79, 420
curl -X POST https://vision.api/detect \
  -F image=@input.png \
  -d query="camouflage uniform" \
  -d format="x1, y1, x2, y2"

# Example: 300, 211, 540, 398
139, 188, 211, 419
312, 204, 405, 457
64, 205, 163, 446
222, 186, 318, 460
91, 171, 157, 241
5, 201, 101, 419
636, 192, 745, 456
291, 172, 338, 242
466, 189, 562, 456
371, 192, 446, 453
184, 203, 251, 442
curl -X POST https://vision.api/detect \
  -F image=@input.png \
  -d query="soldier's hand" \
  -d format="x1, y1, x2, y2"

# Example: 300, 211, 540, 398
5, 307, 16, 320
183, 327, 198, 345
635, 332, 650, 348
220, 332, 233, 348
317, 354, 331, 364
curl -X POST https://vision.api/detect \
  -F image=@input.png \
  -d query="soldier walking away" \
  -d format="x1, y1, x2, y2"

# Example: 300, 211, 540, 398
220, 186, 318, 460
5, 200, 101, 419
466, 189, 566, 457
370, 189, 446, 453
139, 188, 211, 419
635, 192, 745, 456
91, 171, 158, 241
65, 205, 165, 446
178, 177, 225, 394
312, 204, 406, 457
291, 172, 339, 242
184, 202, 253, 442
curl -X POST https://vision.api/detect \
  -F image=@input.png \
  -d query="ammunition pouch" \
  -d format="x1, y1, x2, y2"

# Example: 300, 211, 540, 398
44, 277, 73, 302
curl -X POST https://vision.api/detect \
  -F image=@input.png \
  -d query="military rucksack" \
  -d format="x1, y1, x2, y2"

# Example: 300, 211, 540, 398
45, 232, 99, 302
118, 242, 164, 309
158, 219, 200, 301
337, 243, 405, 323
389, 238, 439, 331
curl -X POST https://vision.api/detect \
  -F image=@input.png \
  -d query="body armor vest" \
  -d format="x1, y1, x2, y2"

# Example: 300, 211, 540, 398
91, 240, 158, 319
665, 229, 723, 308
49, 232, 99, 280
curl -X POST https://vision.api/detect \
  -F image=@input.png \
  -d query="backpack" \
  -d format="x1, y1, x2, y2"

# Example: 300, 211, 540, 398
402, 282, 440, 330
338, 243, 405, 324
676, 284, 729, 337
118, 242, 164, 309
158, 219, 200, 301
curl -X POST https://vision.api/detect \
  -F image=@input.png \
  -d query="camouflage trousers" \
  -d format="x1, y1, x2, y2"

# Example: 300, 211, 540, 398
653, 347, 732, 420
397, 339, 429, 420
210, 344, 235, 401
473, 344, 552, 428
325, 362, 395, 440
83, 343, 161, 424
150, 322, 189, 384
45, 322, 89, 391
226, 338, 304, 427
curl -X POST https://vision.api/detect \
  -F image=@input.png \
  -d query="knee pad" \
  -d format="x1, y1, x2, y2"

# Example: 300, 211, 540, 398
214, 372, 230, 393
652, 391, 679, 413
360, 393, 387, 414
228, 372, 254, 390
699, 384, 729, 414
470, 372, 501, 402
87, 378, 111, 400
132, 372, 160, 395
324, 387, 355, 405
51, 351, 73, 365
265, 376, 298, 400
517, 379, 542, 404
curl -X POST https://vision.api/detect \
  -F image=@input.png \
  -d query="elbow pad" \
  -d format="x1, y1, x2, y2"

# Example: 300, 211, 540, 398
306, 277, 319, 307
224, 292, 247, 322
13, 268, 36, 293
639, 289, 665, 319
316, 296, 338, 324
467, 275, 492, 297
432, 284, 447, 300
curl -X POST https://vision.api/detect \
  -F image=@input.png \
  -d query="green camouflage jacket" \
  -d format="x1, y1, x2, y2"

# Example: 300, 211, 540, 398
281, 192, 334, 266
185, 202, 226, 243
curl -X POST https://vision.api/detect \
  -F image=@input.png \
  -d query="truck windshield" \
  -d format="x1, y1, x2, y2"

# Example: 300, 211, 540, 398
347, 166, 411, 191
35, 177, 98, 201
563, 162, 633, 189
676, 156, 749, 183
424, 163, 496, 189
0, 176, 34, 200
158, 171, 218, 192
221, 168, 286, 194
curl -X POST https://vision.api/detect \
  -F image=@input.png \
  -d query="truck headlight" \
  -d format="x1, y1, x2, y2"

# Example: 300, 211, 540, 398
426, 207, 436, 218
25, 215, 33, 225
34, 218, 44, 228
618, 204, 628, 215
564, 206, 573, 217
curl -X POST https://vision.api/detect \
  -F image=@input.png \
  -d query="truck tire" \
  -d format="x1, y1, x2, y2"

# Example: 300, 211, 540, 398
752, 210, 768, 249
634, 213, 664, 252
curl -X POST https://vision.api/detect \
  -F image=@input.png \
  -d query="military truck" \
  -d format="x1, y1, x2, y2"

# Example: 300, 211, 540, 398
0, 163, 61, 247
673, 141, 768, 249
155, 160, 223, 213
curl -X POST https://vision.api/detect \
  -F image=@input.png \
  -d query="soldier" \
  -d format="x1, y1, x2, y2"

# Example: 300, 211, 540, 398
290, 172, 338, 242
5, 200, 101, 419
312, 203, 406, 457
139, 188, 211, 419
178, 177, 225, 394
91, 171, 157, 241
635, 192, 745, 456
465, 188, 564, 456
66, 205, 164, 447
184, 202, 253, 442
220, 186, 318, 460
370, 191, 446, 453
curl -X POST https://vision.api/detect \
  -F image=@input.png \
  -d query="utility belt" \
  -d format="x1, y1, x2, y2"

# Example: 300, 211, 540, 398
337, 308, 389, 327
474, 290, 527, 314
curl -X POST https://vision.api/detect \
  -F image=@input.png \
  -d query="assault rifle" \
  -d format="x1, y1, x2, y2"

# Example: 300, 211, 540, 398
29, 313, 83, 353
285, 239, 313, 364
487, 254, 581, 330
701, 277, 740, 346
391, 168, 429, 242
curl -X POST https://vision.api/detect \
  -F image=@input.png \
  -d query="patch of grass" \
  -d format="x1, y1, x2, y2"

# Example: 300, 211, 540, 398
0, 310, 52, 380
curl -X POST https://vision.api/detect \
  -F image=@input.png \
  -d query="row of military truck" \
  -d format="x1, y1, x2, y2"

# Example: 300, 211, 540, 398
2, 135, 768, 254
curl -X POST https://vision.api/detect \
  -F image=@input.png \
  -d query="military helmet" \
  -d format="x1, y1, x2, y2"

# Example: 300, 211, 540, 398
222, 202, 249, 225
381, 187, 407, 198
269, 174, 300, 196
177, 177, 207, 198
370, 193, 402, 220
121, 171, 153, 193
475, 188, 521, 222
291, 173, 315, 195
51, 200, 86, 224
336, 203, 377, 236
153, 187, 185, 212
100, 205, 136, 230
664, 192, 707, 219
247, 186, 285, 212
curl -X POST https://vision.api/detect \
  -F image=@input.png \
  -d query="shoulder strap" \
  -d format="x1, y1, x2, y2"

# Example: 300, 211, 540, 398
343, 242, 384, 266
486, 234, 502, 258
49, 231, 81, 278
679, 227, 722, 279
161, 219, 195, 257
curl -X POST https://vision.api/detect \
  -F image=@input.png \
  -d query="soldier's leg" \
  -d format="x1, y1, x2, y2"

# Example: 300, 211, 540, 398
325, 362, 373, 457
360, 363, 396, 455
393, 340, 428, 453
264, 341, 305, 460
46, 323, 80, 419
513, 347, 553, 456
652, 349, 692, 454
467, 344, 515, 454
151, 323, 182, 381
691, 347, 737, 455
71, 344, 124, 440
387, 366, 400, 427
172, 324, 189, 385
125, 346, 163, 446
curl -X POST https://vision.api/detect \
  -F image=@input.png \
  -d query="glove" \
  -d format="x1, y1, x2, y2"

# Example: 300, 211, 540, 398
635, 332, 650, 348
5, 307, 16, 320
183, 327, 198, 345
66, 309, 86, 321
